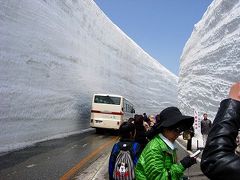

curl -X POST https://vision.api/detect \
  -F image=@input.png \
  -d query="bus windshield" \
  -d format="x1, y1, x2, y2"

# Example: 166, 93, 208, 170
94, 95, 121, 105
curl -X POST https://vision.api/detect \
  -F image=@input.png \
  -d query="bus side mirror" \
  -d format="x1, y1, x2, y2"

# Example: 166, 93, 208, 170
131, 108, 135, 113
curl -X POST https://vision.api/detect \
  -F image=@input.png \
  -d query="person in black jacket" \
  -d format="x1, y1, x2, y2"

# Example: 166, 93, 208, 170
201, 113, 212, 146
134, 115, 149, 152
201, 82, 240, 180
185, 126, 194, 151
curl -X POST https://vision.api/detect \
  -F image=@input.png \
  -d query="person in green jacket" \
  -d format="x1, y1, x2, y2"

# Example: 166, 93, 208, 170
135, 107, 197, 180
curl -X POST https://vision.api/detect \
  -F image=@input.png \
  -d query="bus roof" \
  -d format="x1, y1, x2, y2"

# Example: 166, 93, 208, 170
93, 94, 123, 98
93, 94, 134, 106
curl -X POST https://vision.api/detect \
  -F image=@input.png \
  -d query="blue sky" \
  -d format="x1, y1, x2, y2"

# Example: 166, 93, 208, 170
94, 0, 213, 75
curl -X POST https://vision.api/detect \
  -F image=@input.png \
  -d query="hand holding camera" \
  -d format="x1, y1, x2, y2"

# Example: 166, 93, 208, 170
180, 155, 197, 169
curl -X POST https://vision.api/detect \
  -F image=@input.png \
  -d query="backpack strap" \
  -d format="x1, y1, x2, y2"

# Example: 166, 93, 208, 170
131, 142, 140, 165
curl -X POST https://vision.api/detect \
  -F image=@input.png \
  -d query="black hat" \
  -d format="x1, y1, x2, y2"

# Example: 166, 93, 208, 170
159, 107, 194, 131
146, 107, 194, 140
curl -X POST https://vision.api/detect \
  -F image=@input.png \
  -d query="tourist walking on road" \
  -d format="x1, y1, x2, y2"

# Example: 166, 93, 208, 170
135, 107, 197, 180
201, 113, 212, 146
201, 82, 240, 180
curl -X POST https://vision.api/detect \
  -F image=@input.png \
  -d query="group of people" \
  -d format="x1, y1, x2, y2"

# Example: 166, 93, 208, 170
109, 109, 197, 179
109, 82, 240, 180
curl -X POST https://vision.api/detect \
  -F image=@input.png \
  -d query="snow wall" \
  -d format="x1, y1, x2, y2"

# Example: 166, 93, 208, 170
179, 0, 240, 121
0, 0, 177, 153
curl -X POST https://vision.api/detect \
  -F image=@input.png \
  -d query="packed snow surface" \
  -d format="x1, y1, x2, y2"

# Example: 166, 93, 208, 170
0, 0, 177, 153
179, 0, 240, 121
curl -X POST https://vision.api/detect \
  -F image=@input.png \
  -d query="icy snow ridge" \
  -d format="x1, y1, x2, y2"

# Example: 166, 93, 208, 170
179, 0, 240, 120
0, 0, 177, 153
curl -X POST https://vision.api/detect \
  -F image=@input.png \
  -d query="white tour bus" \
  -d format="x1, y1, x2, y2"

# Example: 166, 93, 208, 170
90, 94, 135, 131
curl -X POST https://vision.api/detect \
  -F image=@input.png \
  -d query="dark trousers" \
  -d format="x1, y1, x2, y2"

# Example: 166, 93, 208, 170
187, 138, 192, 151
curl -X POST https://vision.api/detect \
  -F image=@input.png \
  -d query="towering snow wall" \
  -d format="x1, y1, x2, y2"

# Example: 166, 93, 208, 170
0, 0, 177, 153
179, 0, 240, 120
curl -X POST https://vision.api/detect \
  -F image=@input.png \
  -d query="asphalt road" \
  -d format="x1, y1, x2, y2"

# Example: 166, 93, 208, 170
0, 130, 208, 180
0, 129, 117, 180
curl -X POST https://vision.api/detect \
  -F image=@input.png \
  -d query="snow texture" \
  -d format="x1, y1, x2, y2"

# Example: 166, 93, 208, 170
179, 0, 240, 121
0, 0, 177, 153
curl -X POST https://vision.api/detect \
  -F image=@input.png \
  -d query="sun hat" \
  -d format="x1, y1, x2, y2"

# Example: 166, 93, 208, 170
159, 107, 194, 131
146, 107, 194, 139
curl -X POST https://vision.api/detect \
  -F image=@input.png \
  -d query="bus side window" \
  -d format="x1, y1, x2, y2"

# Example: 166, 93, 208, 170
123, 99, 126, 112
131, 108, 135, 113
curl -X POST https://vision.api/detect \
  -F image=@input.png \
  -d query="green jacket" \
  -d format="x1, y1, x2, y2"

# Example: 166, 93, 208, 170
135, 135, 185, 180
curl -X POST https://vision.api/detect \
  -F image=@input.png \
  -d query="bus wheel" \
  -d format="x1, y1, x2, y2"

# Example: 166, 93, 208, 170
96, 128, 102, 134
